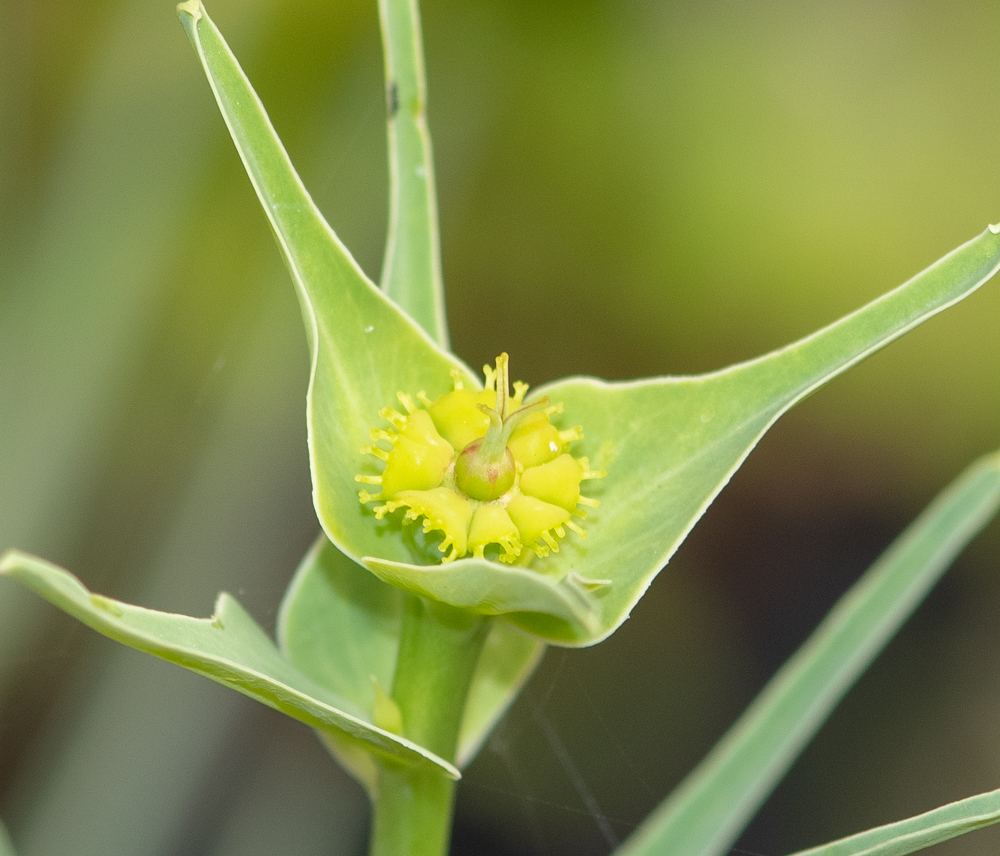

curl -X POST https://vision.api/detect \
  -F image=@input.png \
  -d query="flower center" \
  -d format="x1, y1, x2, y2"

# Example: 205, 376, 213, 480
356, 354, 603, 564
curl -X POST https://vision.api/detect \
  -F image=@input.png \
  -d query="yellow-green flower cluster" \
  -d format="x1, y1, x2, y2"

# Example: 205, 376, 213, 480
357, 355, 603, 564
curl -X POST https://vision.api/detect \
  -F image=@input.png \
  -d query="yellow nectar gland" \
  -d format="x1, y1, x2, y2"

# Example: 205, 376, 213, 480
356, 354, 604, 565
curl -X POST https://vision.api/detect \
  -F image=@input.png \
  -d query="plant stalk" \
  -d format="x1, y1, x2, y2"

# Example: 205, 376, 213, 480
369, 595, 490, 856
378, 0, 449, 347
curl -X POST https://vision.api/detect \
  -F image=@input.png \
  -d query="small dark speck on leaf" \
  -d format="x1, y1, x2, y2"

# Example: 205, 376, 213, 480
387, 81, 399, 117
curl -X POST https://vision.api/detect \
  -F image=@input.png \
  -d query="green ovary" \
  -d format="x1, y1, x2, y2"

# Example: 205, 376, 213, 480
357, 355, 603, 565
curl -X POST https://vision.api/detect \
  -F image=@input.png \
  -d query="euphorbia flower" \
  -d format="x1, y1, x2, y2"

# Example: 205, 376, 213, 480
357, 352, 603, 565
4, 0, 1000, 810
171, 4, 1000, 651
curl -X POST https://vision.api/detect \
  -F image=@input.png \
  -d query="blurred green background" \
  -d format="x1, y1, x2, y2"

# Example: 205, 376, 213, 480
3, 1, 1000, 854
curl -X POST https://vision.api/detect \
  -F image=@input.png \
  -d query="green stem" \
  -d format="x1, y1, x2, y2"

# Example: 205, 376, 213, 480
369, 596, 490, 856
378, 0, 449, 348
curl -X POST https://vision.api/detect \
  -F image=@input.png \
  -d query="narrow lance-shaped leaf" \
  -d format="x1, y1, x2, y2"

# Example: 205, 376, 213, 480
180, 1, 1000, 646
788, 784, 1000, 856
0, 818, 15, 856
0, 550, 459, 780
378, 0, 449, 346
277, 534, 544, 794
614, 449, 1000, 856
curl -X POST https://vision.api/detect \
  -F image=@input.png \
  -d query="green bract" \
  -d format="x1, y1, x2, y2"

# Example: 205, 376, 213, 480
0, 550, 460, 778
0, 541, 544, 789
176, 1, 1000, 646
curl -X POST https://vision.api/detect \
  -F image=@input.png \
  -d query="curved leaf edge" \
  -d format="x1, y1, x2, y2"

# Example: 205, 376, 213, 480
0, 549, 459, 780
788, 784, 1000, 856
363, 555, 603, 643
176, 1, 477, 377
276, 535, 546, 793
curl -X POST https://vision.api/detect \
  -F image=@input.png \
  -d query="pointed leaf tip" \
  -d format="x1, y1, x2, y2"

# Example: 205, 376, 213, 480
176, 0, 202, 22
176, 0, 477, 579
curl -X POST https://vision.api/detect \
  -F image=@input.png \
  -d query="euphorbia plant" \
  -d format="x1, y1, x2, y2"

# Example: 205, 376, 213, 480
4, 1, 1000, 855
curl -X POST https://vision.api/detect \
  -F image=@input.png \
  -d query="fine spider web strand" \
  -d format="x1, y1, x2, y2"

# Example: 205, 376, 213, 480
471, 650, 620, 855
529, 673, 781, 856
484, 724, 553, 856
460, 777, 640, 833
312, 91, 384, 223
569, 670, 659, 802
479, 656, 789, 856
524, 650, 622, 849
475, 649, 661, 853
531, 705, 621, 850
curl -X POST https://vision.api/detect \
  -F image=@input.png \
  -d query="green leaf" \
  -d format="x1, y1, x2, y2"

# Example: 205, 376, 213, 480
522, 227, 1000, 645
179, 2, 1000, 645
175, 1, 606, 634
788, 786, 1000, 856
359, 227, 1000, 645
363, 555, 606, 635
277, 535, 543, 793
0, 819, 15, 856
0, 549, 459, 780
177, 0, 476, 554
614, 450, 1000, 856
377, 0, 449, 347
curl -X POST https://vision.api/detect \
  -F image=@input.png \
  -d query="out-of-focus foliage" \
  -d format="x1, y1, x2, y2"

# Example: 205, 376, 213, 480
2, 1, 1000, 855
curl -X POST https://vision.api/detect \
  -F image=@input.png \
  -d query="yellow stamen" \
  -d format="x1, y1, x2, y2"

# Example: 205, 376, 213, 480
397, 392, 418, 413
379, 406, 407, 430
357, 354, 604, 567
